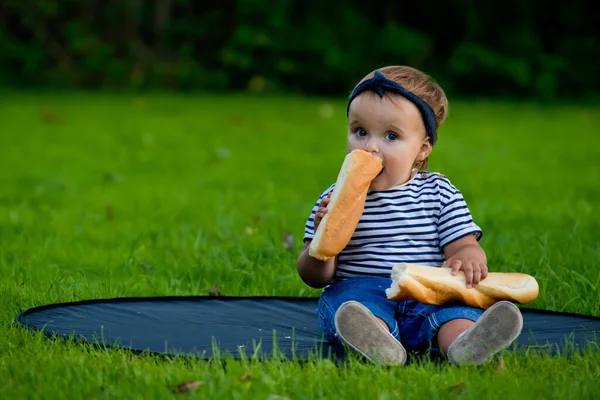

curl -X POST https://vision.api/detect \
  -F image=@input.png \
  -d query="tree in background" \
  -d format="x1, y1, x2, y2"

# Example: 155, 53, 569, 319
0, 0, 598, 99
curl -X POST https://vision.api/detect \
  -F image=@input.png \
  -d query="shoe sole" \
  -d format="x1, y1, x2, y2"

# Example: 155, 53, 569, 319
334, 301, 406, 366
448, 301, 523, 366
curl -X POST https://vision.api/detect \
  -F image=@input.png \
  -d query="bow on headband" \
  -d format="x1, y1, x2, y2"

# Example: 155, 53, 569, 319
346, 71, 438, 145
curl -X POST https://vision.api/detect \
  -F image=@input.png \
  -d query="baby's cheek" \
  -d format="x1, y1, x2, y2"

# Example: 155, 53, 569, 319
347, 137, 360, 150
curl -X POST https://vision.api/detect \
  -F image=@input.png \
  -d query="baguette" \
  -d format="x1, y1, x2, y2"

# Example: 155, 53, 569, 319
386, 263, 539, 309
308, 149, 383, 261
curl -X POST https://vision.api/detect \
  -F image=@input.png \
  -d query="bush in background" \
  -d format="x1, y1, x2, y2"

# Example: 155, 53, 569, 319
0, 0, 598, 99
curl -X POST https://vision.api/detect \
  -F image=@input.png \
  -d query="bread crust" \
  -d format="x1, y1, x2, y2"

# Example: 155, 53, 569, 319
386, 263, 539, 308
308, 149, 383, 261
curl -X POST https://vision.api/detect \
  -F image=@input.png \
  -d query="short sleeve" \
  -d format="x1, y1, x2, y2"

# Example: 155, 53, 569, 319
437, 190, 483, 248
303, 184, 335, 242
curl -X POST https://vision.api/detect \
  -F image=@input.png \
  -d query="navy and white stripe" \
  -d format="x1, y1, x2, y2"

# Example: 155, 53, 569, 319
303, 172, 482, 279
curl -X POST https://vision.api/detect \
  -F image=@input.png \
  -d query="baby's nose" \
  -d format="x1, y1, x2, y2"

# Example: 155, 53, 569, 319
364, 139, 379, 154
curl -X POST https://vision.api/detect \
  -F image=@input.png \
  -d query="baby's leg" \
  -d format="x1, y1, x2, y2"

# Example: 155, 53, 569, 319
374, 317, 391, 330
396, 300, 484, 356
437, 319, 475, 354
317, 277, 406, 365
397, 300, 522, 364
445, 301, 523, 366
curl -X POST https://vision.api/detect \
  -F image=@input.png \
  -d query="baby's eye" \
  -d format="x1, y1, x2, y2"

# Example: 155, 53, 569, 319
355, 128, 367, 137
385, 132, 398, 141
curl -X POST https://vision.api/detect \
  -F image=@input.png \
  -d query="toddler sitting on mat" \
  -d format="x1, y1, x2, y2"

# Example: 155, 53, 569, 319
297, 65, 523, 366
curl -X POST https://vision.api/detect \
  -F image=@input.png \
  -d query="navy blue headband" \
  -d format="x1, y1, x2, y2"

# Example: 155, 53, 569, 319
346, 70, 438, 145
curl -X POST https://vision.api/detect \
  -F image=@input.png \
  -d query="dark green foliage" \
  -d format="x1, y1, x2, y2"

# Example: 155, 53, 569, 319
0, 0, 598, 98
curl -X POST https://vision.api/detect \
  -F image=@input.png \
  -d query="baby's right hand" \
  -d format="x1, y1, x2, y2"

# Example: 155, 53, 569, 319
314, 193, 332, 231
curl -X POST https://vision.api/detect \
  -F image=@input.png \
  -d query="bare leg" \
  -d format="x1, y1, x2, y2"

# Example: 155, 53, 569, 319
445, 301, 524, 365
375, 317, 390, 331
437, 319, 475, 355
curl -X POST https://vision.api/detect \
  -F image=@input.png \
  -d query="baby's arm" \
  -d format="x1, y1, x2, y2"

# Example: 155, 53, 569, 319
297, 194, 337, 288
442, 235, 488, 288
297, 241, 337, 288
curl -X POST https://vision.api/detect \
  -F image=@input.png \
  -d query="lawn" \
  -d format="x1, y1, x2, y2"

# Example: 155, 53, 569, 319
1, 91, 599, 399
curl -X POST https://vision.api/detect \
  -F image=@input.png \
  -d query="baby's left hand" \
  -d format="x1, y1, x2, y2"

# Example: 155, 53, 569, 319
442, 243, 488, 288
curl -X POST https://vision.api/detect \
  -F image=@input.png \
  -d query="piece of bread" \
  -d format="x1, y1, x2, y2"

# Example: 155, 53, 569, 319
386, 263, 539, 309
308, 149, 383, 261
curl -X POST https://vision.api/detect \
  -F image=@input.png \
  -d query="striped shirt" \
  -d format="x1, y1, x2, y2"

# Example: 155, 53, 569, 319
303, 171, 482, 279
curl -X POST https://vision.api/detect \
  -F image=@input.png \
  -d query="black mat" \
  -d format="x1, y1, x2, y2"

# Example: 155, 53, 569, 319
16, 296, 600, 360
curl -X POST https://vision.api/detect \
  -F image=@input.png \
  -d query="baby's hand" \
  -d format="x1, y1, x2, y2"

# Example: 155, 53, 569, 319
442, 244, 488, 288
314, 193, 332, 231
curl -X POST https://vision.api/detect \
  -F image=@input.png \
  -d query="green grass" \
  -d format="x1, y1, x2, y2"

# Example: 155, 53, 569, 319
1, 91, 600, 399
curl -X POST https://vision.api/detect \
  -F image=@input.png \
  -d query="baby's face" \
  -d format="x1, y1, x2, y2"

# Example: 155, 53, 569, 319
347, 93, 432, 191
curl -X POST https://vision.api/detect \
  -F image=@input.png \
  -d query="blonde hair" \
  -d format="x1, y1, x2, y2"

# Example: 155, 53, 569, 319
353, 66, 449, 170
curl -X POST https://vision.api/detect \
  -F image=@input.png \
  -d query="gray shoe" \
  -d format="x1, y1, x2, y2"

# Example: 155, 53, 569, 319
447, 301, 523, 366
334, 301, 407, 366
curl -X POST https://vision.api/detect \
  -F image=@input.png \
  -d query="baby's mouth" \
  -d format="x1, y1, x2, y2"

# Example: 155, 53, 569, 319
377, 167, 385, 177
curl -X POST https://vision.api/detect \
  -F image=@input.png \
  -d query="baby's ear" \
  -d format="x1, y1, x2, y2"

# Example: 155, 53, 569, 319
419, 139, 433, 160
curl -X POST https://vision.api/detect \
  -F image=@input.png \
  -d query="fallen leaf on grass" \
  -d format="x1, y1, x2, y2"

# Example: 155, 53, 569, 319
41, 111, 65, 124
208, 284, 221, 296
238, 371, 256, 382
447, 382, 466, 393
282, 232, 295, 250
497, 358, 506, 371
105, 205, 114, 221
172, 380, 204, 394
230, 114, 248, 125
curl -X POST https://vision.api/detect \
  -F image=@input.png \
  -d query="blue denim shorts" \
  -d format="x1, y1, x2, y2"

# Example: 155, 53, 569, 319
316, 276, 484, 354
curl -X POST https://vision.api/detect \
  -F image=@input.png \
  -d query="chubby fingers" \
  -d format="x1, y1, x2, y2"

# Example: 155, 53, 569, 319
441, 259, 459, 274
471, 263, 481, 287
316, 207, 327, 219
316, 205, 329, 219
314, 198, 331, 229
462, 262, 474, 288
447, 259, 462, 277
472, 263, 489, 287
442, 259, 488, 288
480, 264, 489, 280
318, 196, 331, 216
465, 262, 491, 288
